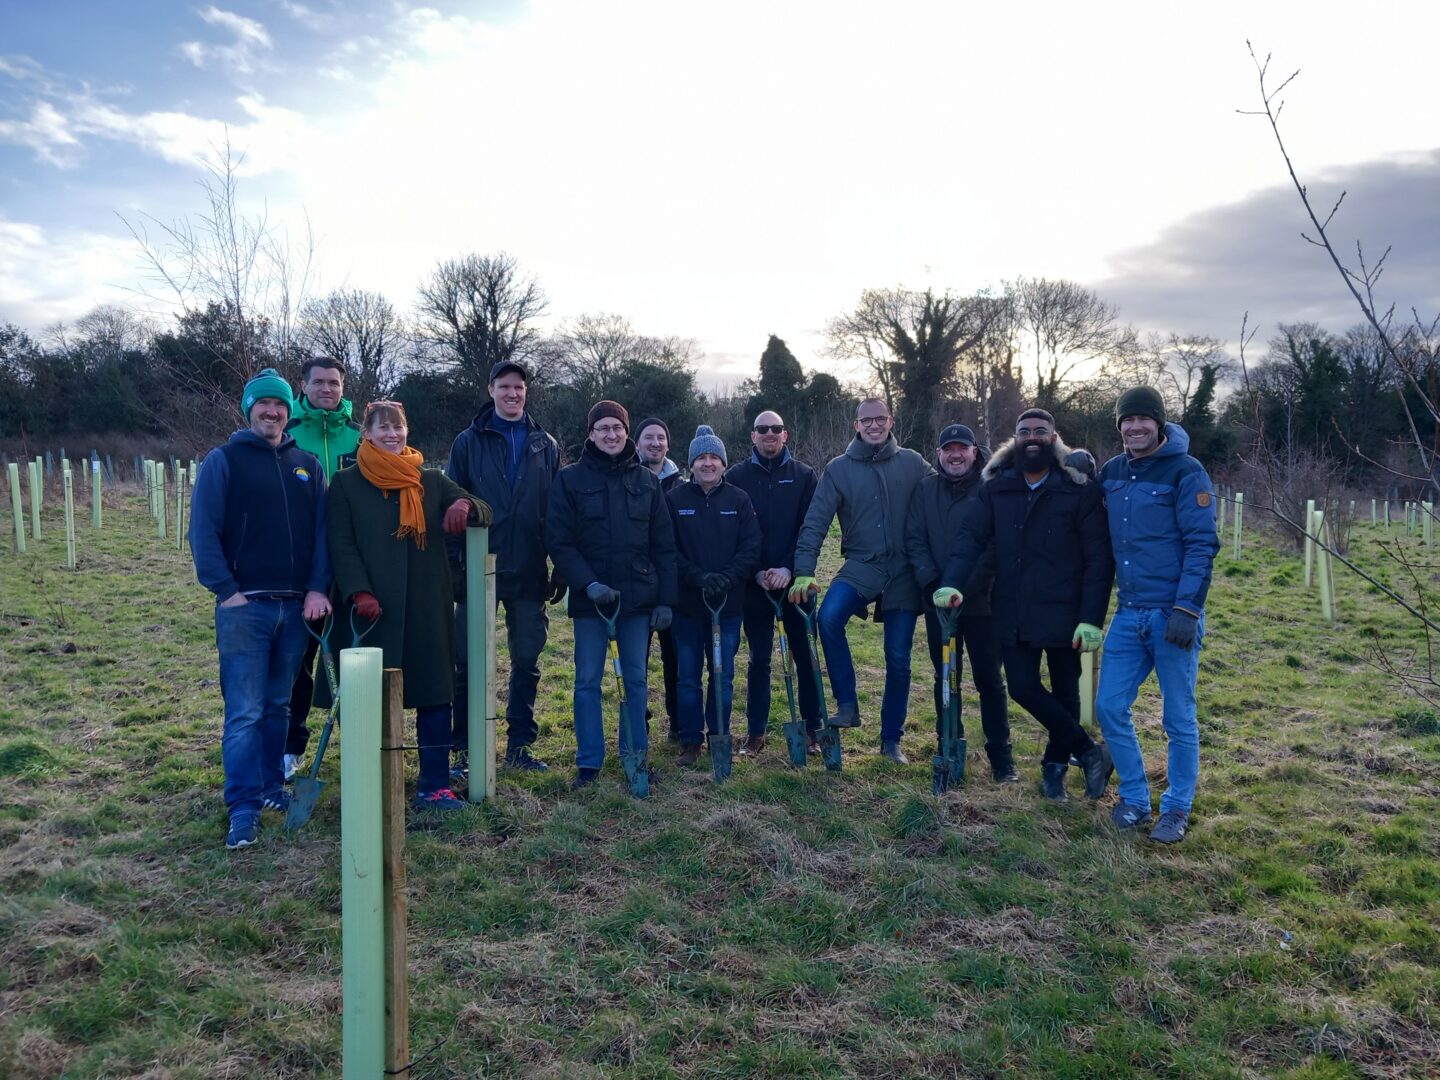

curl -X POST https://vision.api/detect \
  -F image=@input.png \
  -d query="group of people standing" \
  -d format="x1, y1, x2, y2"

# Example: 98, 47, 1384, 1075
190, 356, 1218, 853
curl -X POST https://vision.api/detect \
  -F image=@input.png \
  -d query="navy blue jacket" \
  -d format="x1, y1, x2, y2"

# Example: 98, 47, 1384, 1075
666, 477, 764, 619
905, 446, 996, 615
943, 437, 1113, 649
726, 447, 817, 602
545, 438, 679, 619
1099, 422, 1219, 617
189, 429, 330, 603
445, 404, 559, 600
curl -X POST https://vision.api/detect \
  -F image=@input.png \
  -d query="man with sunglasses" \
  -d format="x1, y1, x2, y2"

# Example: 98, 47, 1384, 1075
934, 408, 1115, 802
790, 399, 931, 762
727, 410, 821, 755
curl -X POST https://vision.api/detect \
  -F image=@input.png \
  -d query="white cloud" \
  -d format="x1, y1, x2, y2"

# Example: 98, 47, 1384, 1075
0, 100, 80, 166
0, 217, 139, 329
179, 6, 274, 76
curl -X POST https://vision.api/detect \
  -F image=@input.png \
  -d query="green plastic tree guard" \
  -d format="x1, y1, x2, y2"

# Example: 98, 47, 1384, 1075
63, 465, 75, 569
341, 645, 385, 1077
29, 460, 41, 540
8, 463, 25, 553
466, 525, 497, 803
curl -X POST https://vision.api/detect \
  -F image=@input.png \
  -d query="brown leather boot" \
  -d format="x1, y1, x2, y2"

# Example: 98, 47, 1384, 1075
739, 735, 766, 756
676, 744, 702, 767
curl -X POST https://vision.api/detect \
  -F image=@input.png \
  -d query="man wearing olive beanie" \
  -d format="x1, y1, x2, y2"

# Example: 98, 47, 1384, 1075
1096, 386, 1219, 845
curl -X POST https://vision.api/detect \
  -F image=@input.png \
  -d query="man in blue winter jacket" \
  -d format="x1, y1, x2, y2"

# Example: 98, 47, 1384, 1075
189, 369, 332, 850
1096, 386, 1220, 844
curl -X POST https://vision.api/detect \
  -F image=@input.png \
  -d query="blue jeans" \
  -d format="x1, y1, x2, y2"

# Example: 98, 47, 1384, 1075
742, 594, 821, 737
1095, 606, 1202, 815
216, 598, 309, 820
816, 581, 918, 743
672, 612, 742, 745
572, 613, 651, 769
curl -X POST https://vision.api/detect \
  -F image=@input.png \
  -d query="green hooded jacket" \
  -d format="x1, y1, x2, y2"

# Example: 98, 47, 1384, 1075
285, 395, 362, 480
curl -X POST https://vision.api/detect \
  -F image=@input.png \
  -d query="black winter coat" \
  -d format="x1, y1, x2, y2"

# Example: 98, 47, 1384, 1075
666, 478, 763, 620
445, 404, 559, 600
726, 448, 817, 607
906, 446, 996, 616
545, 438, 679, 619
942, 437, 1114, 649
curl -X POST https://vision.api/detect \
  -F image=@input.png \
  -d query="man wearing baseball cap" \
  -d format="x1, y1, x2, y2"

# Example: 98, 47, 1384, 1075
446, 359, 562, 776
906, 423, 1015, 781
1096, 386, 1220, 844
189, 368, 332, 849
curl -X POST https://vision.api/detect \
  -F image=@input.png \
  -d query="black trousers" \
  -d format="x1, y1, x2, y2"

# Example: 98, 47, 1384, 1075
285, 628, 322, 756
452, 596, 550, 752
1000, 644, 1094, 764
923, 611, 1010, 759
646, 626, 679, 726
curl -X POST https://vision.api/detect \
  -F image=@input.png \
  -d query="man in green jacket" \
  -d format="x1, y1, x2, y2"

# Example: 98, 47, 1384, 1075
790, 398, 932, 762
283, 356, 362, 778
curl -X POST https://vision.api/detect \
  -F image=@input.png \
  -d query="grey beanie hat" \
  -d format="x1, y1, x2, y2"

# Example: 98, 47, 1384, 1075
688, 424, 726, 467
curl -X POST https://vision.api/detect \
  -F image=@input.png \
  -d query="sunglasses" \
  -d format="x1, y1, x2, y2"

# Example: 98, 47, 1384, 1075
753, 425, 786, 435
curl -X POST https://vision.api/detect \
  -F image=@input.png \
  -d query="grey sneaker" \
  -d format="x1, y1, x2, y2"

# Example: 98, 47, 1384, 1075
283, 753, 303, 781
1149, 810, 1189, 844
1110, 801, 1153, 831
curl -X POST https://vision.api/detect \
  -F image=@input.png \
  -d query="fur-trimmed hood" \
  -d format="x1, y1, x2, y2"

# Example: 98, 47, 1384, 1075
983, 434, 1091, 485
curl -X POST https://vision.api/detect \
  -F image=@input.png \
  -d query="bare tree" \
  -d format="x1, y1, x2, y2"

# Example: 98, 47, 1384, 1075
1009, 276, 1136, 407
556, 312, 657, 400
299, 288, 403, 405
414, 252, 547, 391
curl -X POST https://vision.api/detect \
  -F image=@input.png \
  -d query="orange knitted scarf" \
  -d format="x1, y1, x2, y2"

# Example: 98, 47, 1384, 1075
356, 440, 428, 549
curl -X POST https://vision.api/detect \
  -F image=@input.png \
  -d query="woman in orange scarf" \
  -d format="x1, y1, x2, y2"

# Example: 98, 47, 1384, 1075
326, 401, 492, 811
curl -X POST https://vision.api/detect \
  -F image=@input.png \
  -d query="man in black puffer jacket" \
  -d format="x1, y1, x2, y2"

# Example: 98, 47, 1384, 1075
666, 426, 763, 765
906, 423, 1014, 782
936, 408, 1115, 803
545, 401, 678, 790
446, 360, 561, 773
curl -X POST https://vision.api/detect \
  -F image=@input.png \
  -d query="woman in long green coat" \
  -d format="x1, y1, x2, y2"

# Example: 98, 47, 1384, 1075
324, 400, 491, 810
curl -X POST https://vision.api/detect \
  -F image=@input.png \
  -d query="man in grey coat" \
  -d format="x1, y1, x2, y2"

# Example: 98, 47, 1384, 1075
789, 398, 932, 762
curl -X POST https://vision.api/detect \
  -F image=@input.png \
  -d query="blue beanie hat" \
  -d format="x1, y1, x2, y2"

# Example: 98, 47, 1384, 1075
688, 424, 726, 467
241, 368, 295, 420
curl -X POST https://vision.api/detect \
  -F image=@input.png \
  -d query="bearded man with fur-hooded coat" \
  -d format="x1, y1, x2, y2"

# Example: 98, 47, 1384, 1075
938, 408, 1115, 801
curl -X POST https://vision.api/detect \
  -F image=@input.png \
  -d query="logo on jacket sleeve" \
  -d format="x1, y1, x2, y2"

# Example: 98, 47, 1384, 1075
1196, 492, 1211, 508
293, 467, 312, 482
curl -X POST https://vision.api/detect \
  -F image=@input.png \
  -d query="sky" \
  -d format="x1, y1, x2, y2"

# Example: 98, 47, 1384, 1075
2, 0, 1438, 389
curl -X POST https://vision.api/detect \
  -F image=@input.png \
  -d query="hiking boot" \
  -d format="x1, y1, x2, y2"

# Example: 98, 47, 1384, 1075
283, 753, 303, 781
413, 788, 466, 812
988, 743, 1018, 783
1078, 743, 1114, 800
676, 744, 702, 767
739, 735, 766, 757
1040, 762, 1069, 801
807, 735, 822, 754
450, 751, 469, 785
225, 816, 259, 850
992, 764, 1020, 784
1149, 810, 1189, 844
880, 741, 910, 765
1110, 801, 1153, 831
828, 702, 862, 728
570, 767, 601, 790
262, 789, 291, 813
504, 745, 548, 772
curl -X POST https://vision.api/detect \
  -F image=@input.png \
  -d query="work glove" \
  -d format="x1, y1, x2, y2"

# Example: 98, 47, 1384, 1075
932, 587, 964, 609
1164, 609, 1199, 650
585, 582, 619, 607
650, 605, 673, 632
1071, 622, 1103, 652
787, 576, 818, 604
353, 591, 382, 621
469, 497, 494, 528
443, 499, 474, 535
701, 572, 731, 599
547, 571, 568, 605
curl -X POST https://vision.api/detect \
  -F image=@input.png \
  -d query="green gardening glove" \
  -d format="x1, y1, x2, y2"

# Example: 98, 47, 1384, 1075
787, 576, 818, 604
932, 587, 964, 609
1072, 622, 1103, 652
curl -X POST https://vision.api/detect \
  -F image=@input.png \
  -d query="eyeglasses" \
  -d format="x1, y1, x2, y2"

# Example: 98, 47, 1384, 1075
592, 423, 626, 436
753, 425, 786, 435
857, 416, 890, 427
1016, 426, 1052, 438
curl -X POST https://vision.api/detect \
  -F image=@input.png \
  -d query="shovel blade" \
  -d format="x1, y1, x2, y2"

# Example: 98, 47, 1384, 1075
782, 721, 808, 768
709, 733, 733, 782
286, 777, 324, 831
932, 754, 950, 795
621, 751, 650, 799
819, 726, 842, 772
946, 737, 968, 786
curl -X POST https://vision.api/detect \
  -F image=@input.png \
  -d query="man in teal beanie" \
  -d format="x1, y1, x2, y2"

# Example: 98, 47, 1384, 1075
282, 357, 362, 779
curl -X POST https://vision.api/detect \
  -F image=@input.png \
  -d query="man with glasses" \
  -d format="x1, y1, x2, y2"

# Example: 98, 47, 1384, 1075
545, 401, 677, 790
935, 408, 1115, 801
446, 359, 561, 776
790, 399, 931, 762
727, 410, 821, 755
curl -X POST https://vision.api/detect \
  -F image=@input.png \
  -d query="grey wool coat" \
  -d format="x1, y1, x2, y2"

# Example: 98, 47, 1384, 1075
793, 433, 933, 614
319, 465, 484, 709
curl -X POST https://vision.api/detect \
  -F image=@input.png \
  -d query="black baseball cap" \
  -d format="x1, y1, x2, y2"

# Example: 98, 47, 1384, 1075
937, 423, 977, 447
489, 360, 528, 383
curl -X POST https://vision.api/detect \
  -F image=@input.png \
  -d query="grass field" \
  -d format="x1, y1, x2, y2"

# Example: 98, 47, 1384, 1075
2, 491, 1438, 1079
